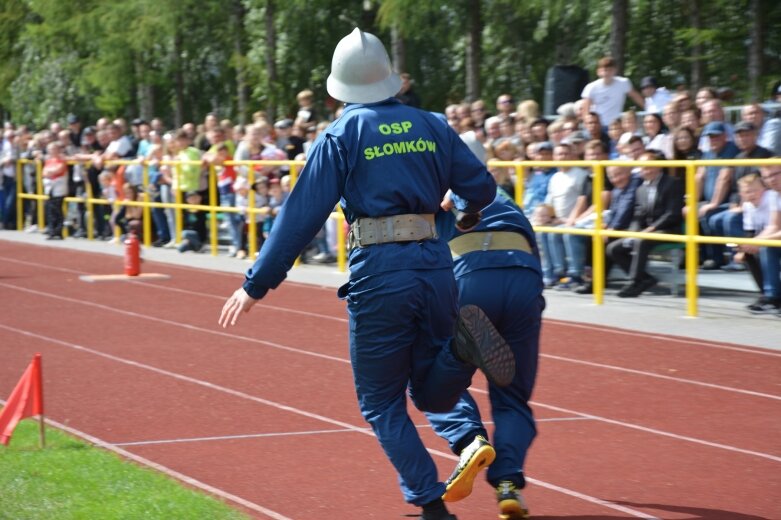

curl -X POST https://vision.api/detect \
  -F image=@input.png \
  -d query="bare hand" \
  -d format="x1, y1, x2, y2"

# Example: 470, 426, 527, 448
219, 287, 258, 328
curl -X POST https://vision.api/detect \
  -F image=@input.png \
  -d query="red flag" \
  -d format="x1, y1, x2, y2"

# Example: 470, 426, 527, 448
0, 354, 44, 446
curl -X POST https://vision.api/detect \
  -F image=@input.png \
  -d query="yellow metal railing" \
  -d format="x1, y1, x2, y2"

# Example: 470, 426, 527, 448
492, 158, 781, 316
14, 157, 347, 272
15, 156, 781, 315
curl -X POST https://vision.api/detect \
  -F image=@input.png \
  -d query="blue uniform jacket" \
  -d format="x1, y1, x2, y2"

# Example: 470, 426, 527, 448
243, 98, 497, 299
437, 188, 542, 280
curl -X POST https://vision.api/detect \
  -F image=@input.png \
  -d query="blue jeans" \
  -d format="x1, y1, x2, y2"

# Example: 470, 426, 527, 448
760, 247, 781, 299
339, 268, 478, 505
2, 176, 16, 229
538, 231, 565, 283
700, 204, 730, 264
538, 228, 584, 281
426, 267, 544, 488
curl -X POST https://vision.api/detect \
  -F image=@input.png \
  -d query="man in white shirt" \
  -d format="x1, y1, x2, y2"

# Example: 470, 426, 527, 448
537, 143, 589, 288
581, 56, 645, 127
640, 76, 672, 114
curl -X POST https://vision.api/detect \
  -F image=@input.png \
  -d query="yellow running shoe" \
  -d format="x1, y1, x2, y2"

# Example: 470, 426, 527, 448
442, 435, 496, 502
496, 480, 530, 519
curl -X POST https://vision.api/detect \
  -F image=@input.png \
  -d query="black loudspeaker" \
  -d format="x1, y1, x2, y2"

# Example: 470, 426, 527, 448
544, 65, 590, 116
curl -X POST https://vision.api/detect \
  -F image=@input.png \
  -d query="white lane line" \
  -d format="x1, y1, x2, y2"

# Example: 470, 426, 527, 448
0, 323, 658, 519
3, 281, 777, 405
113, 417, 590, 448
2, 282, 779, 464
541, 353, 781, 401
529, 399, 781, 463
0, 398, 292, 520
3, 253, 778, 358
114, 428, 363, 447
0, 282, 350, 365
546, 318, 781, 357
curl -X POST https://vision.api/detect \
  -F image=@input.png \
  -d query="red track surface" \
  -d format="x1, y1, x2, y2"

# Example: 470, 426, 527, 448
1, 240, 779, 520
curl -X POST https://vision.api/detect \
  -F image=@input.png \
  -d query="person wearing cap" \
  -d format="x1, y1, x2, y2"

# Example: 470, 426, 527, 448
581, 56, 645, 128
710, 120, 775, 271
66, 114, 82, 148
698, 99, 734, 154
218, 28, 511, 520
695, 121, 740, 269
523, 141, 556, 219
640, 76, 672, 114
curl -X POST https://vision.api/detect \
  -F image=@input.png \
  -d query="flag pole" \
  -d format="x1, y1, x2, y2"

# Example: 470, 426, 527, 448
34, 354, 45, 449
39, 414, 46, 449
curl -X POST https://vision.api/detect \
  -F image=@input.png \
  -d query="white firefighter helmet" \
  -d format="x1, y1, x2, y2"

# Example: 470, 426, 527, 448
326, 28, 401, 104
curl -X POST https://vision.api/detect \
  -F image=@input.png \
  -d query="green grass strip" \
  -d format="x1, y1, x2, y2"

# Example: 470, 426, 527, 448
0, 419, 250, 520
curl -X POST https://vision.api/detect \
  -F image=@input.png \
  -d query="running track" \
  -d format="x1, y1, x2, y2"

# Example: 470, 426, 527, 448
0, 240, 778, 519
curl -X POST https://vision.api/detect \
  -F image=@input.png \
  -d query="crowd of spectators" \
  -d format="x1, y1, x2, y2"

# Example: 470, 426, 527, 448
443, 57, 781, 313
0, 89, 339, 264
1, 61, 780, 313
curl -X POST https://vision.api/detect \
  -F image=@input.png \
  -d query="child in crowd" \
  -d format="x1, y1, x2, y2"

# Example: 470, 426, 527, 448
178, 191, 207, 253
42, 142, 68, 239
110, 182, 143, 239
146, 143, 172, 247
262, 177, 286, 239
233, 176, 269, 259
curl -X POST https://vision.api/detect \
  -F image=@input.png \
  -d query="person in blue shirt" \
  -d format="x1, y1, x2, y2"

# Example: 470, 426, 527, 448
697, 121, 740, 269
219, 28, 513, 520
426, 188, 544, 519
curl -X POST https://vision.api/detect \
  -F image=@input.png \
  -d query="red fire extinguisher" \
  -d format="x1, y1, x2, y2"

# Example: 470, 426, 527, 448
124, 229, 141, 276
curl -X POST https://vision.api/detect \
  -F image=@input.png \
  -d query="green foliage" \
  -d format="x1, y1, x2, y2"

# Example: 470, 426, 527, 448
0, 0, 778, 126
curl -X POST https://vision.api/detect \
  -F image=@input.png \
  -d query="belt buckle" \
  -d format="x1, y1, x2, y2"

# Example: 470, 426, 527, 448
348, 220, 363, 248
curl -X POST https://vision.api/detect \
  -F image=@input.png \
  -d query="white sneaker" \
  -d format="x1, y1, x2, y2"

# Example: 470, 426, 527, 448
164, 240, 177, 249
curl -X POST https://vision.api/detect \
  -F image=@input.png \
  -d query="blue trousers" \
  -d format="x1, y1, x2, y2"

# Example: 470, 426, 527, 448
426, 266, 544, 489
760, 247, 781, 299
339, 268, 477, 505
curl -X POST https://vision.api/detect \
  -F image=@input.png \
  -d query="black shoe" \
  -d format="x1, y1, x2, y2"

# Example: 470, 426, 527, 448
617, 282, 643, 298
453, 305, 515, 387
496, 481, 530, 519
416, 498, 457, 520
574, 282, 593, 294
747, 297, 781, 314
152, 238, 167, 248
638, 275, 658, 292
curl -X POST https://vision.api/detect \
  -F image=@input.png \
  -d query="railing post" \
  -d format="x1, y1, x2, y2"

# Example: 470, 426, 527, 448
514, 163, 525, 207
15, 160, 23, 230
85, 178, 95, 240
209, 164, 218, 256
248, 168, 257, 259
685, 162, 699, 317
36, 160, 45, 230
142, 162, 152, 247
592, 162, 605, 305
289, 162, 298, 188
175, 163, 183, 243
